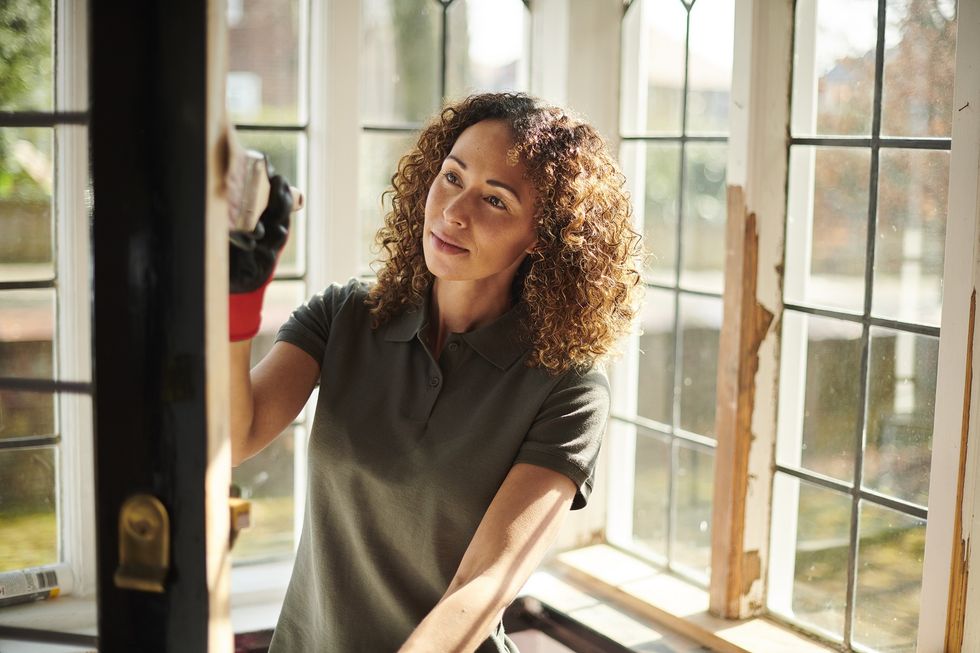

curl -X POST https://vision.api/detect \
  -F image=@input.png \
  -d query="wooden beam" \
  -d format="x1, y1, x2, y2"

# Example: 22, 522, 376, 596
708, 0, 793, 619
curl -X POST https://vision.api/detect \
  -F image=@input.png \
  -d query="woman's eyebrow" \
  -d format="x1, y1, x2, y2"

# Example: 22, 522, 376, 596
446, 154, 522, 204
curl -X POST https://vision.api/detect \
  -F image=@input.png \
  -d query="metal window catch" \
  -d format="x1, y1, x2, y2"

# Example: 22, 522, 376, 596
114, 494, 170, 593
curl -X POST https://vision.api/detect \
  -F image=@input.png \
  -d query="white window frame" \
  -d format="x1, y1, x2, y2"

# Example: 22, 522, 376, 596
598, 0, 980, 651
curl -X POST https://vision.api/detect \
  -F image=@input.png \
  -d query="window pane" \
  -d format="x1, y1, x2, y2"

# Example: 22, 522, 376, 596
681, 143, 727, 293
880, 0, 957, 138
853, 501, 925, 652
0, 391, 55, 440
864, 328, 937, 507
619, 0, 688, 135
785, 146, 871, 313
445, 0, 529, 103
791, 0, 877, 136
251, 281, 308, 368
621, 141, 681, 285
770, 473, 850, 641
0, 0, 54, 112
686, 0, 734, 134
678, 294, 720, 438
236, 131, 305, 277
0, 446, 57, 573
671, 441, 713, 581
632, 429, 670, 559
777, 312, 862, 482
361, 0, 440, 125
637, 286, 675, 426
232, 428, 297, 562
360, 131, 418, 272
873, 149, 948, 326
0, 289, 55, 380
0, 128, 54, 282
226, 0, 302, 124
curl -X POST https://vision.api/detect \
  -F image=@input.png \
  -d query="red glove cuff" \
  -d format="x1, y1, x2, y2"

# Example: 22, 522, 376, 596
229, 283, 271, 342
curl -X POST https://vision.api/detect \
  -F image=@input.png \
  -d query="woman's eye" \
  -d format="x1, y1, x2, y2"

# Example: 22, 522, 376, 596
486, 195, 507, 210
444, 171, 460, 185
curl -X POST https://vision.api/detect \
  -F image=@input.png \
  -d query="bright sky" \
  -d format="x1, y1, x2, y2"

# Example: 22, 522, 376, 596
466, 0, 526, 67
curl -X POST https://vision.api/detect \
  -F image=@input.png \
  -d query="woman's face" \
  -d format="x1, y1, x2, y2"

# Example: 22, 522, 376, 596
422, 119, 537, 292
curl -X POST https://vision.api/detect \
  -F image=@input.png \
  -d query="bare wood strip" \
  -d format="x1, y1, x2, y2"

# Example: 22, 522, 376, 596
946, 289, 976, 651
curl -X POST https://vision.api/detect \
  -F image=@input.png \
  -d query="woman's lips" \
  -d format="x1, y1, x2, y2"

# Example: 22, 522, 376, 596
431, 232, 468, 254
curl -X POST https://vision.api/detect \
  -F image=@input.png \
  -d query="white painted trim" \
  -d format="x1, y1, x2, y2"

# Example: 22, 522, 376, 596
725, 0, 793, 617
920, 0, 980, 649
55, 0, 95, 599
309, 0, 362, 288
529, 0, 569, 107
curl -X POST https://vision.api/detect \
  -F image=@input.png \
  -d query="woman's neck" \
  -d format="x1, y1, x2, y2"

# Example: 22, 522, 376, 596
426, 279, 512, 357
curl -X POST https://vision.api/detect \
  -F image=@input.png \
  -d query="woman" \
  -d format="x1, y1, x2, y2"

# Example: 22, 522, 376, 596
228, 92, 642, 652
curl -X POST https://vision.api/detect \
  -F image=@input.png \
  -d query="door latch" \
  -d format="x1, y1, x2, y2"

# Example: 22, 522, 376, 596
114, 494, 169, 593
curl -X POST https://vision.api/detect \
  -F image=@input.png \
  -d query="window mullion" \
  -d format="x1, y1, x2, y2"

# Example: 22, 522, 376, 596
707, 0, 793, 620
55, 0, 95, 598
918, 0, 980, 649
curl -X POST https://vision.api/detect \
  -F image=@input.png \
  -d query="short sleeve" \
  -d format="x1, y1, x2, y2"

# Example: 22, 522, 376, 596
275, 278, 367, 365
513, 365, 610, 510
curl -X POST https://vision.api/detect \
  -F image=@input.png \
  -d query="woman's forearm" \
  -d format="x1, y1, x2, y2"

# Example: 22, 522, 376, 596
229, 338, 255, 466
398, 574, 514, 653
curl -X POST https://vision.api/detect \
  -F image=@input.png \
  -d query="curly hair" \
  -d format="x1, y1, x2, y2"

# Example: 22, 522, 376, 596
365, 92, 643, 375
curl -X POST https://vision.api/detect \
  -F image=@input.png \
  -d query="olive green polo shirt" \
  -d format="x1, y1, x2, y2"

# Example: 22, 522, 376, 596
268, 278, 608, 653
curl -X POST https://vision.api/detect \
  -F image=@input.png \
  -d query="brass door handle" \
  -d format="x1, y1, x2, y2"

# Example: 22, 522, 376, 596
114, 494, 169, 593
229, 497, 251, 549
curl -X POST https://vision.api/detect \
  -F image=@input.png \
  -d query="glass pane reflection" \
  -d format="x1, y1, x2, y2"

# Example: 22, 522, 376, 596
359, 131, 419, 272
686, 0, 734, 135
853, 502, 925, 653
678, 294, 721, 439
232, 428, 297, 563
361, 0, 441, 125
785, 146, 871, 313
873, 148, 948, 326
864, 328, 937, 507
631, 430, 670, 559
445, 0, 528, 103
774, 473, 850, 640
671, 441, 713, 581
0, 128, 54, 282
621, 141, 681, 285
637, 286, 675, 426
791, 0, 877, 136
0, 447, 58, 573
880, 0, 957, 138
0, 1, 54, 112
226, 0, 303, 124
681, 143, 727, 293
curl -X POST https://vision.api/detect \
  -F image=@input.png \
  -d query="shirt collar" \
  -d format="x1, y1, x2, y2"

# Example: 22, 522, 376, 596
384, 290, 529, 370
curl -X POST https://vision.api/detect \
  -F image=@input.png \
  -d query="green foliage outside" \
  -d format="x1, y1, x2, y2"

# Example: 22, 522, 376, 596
0, 0, 53, 202
0, 511, 56, 573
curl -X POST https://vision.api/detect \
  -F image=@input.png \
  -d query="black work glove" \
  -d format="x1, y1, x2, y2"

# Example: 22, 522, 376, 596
228, 174, 293, 340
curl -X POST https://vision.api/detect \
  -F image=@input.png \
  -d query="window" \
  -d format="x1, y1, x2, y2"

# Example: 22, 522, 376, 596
0, 0, 95, 596
609, 0, 735, 586
358, 0, 531, 272
769, 1, 955, 649
226, 0, 313, 565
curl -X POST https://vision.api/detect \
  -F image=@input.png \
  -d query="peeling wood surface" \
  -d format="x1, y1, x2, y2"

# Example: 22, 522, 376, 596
946, 290, 976, 652
710, 186, 774, 619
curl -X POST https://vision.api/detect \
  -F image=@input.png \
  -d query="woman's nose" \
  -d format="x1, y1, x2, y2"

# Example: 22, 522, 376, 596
443, 191, 472, 227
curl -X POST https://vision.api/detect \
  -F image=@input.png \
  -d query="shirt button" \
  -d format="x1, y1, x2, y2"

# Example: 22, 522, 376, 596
447, 342, 459, 353
429, 376, 441, 387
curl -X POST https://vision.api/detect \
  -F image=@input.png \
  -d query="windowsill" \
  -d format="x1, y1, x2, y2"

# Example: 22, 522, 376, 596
0, 559, 294, 651
538, 544, 835, 653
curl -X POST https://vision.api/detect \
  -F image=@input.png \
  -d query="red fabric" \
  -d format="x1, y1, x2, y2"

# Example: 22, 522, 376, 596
229, 282, 271, 341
